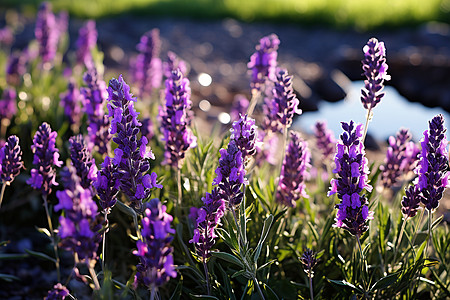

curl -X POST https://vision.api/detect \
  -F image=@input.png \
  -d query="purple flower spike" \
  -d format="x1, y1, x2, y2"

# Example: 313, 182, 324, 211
190, 187, 226, 259
313, 120, 336, 161
35, 2, 58, 65
231, 94, 250, 122
0, 135, 23, 185
0, 88, 17, 121
107, 75, 161, 211
401, 184, 423, 218
264, 69, 302, 133
248, 34, 280, 91
300, 249, 318, 278
60, 80, 83, 126
140, 117, 155, 141
277, 131, 311, 208
6, 52, 27, 85
380, 129, 419, 189
329, 121, 373, 237
134, 198, 176, 289
159, 69, 197, 169
45, 283, 69, 300
55, 166, 102, 262
69, 135, 97, 189
361, 38, 390, 111
213, 140, 247, 208
416, 114, 450, 211
134, 29, 163, 98
163, 51, 187, 78
27, 122, 62, 195
94, 156, 119, 212
0, 27, 13, 46
76, 20, 97, 68
230, 114, 258, 161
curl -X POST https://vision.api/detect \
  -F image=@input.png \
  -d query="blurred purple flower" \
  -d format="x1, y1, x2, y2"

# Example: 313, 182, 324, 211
248, 33, 280, 91
107, 75, 162, 211
313, 120, 336, 161
27, 122, 62, 195
76, 20, 97, 68
140, 117, 155, 141
6, 51, 27, 85
276, 131, 310, 208
35, 2, 58, 65
163, 51, 187, 78
254, 129, 278, 166
159, 69, 197, 169
361, 37, 390, 111
0, 135, 23, 185
0, 87, 17, 120
328, 121, 373, 237
0, 27, 13, 46
45, 283, 69, 300
134, 198, 176, 288
231, 94, 249, 122
60, 80, 83, 126
69, 135, 97, 189
416, 114, 450, 211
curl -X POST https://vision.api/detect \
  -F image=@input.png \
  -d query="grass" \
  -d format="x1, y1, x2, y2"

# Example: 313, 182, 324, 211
1, 0, 450, 30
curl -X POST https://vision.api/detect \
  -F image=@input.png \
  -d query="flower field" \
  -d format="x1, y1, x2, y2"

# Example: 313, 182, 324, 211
0, 2, 449, 299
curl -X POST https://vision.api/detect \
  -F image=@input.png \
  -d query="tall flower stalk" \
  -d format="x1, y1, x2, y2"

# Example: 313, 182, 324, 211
76, 20, 97, 69
0, 135, 23, 208
35, 2, 58, 68
360, 38, 390, 142
301, 249, 318, 300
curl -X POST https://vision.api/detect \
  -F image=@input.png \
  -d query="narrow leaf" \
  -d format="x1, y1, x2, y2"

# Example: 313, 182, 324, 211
25, 249, 56, 263
254, 214, 274, 263
370, 272, 401, 291
211, 252, 244, 268
0, 273, 20, 282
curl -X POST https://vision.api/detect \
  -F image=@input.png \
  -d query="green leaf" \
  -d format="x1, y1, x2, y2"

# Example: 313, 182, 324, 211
211, 251, 244, 268
0, 253, 28, 260
262, 282, 280, 300
217, 264, 236, 300
370, 272, 401, 291
35, 226, 51, 237
189, 294, 219, 300
0, 240, 10, 247
307, 221, 319, 244
431, 215, 443, 230
414, 240, 427, 263
257, 259, 276, 271
254, 214, 274, 263
24, 249, 56, 263
327, 279, 363, 294
169, 277, 183, 300
0, 273, 20, 282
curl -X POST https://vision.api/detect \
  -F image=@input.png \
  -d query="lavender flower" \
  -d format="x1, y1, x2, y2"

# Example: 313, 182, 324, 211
27, 122, 63, 195
45, 283, 69, 300
231, 94, 249, 122
213, 140, 247, 208
0, 27, 13, 46
328, 121, 373, 236
107, 75, 162, 210
134, 198, 176, 288
380, 129, 419, 189
230, 114, 257, 161
163, 51, 187, 78
6, 52, 27, 85
159, 69, 197, 169
140, 117, 155, 141
401, 184, 423, 218
360, 38, 390, 111
254, 129, 278, 166
416, 114, 450, 211
263, 69, 302, 133
247, 34, 280, 91
76, 20, 97, 68
190, 188, 226, 259
0, 135, 23, 185
60, 80, 83, 126
69, 135, 97, 189
0, 88, 17, 121
313, 120, 336, 161
134, 29, 163, 98
55, 166, 102, 262
300, 249, 318, 278
35, 2, 58, 65
276, 131, 310, 208
94, 156, 119, 212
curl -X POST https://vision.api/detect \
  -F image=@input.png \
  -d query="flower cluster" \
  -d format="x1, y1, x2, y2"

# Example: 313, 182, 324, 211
140, 117, 155, 141
107, 75, 162, 210
45, 283, 69, 300
416, 114, 449, 211
94, 156, 119, 212
6, 52, 27, 85
76, 20, 97, 68
263, 69, 302, 133
60, 80, 83, 127
0, 135, 23, 185
55, 166, 102, 262
230, 114, 258, 161
35, 2, 58, 65
300, 249, 318, 278
163, 51, 187, 78
247, 33, 280, 91
313, 120, 336, 161
0, 87, 17, 121
69, 135, 97, 189
360, 38, 390, 111
380, 129, 419, 189
159, 69, 197, 169
328, 121, 373, 236
401, 184, 423, 219
134, 29, 162, 98
27, 122, 63, 195
231, 94, 249, 122
190, 188, 226, 260
134, 198, 176, 289
277, 131, 310, 207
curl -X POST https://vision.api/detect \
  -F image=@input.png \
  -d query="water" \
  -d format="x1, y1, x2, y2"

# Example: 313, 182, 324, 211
294, 81, 450, 142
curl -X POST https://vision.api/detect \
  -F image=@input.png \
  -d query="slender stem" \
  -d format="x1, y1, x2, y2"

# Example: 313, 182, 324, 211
43, 195, 61, 282
426, 209, 432, 258
150, 287, 156, 300
272, 126, 288, 203
393, 216, 408, 262
362, 108, 372, 144
252, 276, 265, 300
231, 208, 245, 249
176, 168, 182, 217
102, 212, 108, 273
309, 274, 314, 300
203, 258, 211, 295
410, 208, 425, 248
0, 182, 6, 209
247, 90, 260, 117
88, 261, 100, 290
356, 235, 367, 294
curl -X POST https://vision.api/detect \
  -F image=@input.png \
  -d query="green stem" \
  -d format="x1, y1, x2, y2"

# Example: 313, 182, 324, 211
426, 209, 432, 258
252, 276, 266, 300
272, 126, 288, 204
43, 194, 61, 282
410, 208, 425, 249
176, 168, 182, 217
150, 286, 156, 300
362, 108, 373, 144
101, 212, 108, 273
309, 273, 314, 300
247, 90, 260, 117
88, 261, 100, 290
356, 235, 367, 295
393, 216, 408, 263
203, 258, 211, 295
0, 182, 6, 209
231, 208, 245, 249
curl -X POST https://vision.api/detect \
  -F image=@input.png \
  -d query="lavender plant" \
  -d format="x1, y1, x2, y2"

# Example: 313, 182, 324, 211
0, 135, 23, 208
60, 80, 83, 128
313, 120, 336, 162
76, 20, 97, 68
35, 2, 58, 67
